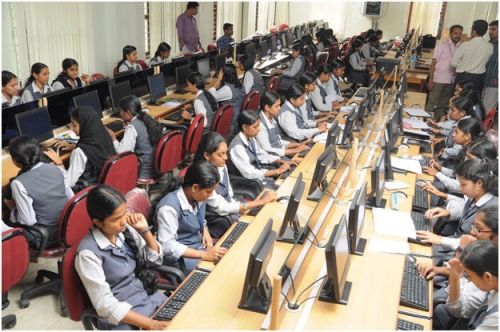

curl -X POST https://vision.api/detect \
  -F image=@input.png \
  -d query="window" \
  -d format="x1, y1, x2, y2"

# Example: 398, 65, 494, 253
144, 2, 151, 58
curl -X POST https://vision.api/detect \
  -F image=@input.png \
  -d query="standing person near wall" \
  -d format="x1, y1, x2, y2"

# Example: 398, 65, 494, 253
176, 2, 203, 54
426, 25, 463, 114
483, 20, 498, 112
216, 23, 235, 54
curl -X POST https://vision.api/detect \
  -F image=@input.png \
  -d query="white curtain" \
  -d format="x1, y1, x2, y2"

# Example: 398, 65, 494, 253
409, 1, 442, 36
275, 1, 290, 27
216, 2, 243, 42
256, 0, 276, 33
149, 2, 186, 57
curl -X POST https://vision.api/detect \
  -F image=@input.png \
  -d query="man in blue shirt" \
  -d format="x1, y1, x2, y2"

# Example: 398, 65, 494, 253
483, 20, 498, 112
216, 23, 235, 54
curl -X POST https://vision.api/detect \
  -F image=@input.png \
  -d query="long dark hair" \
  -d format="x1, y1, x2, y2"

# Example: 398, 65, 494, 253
56, 58, 78, 81
194, 132, 226, 163
459, 89, 486, 121
239, 54, 255, 72
286, 84, 306, 101
228, 109, 259, 142
219, 63, 242, 89
298, 72, 317, 88
460, 240, 498, 277
477, 205, 498, 235
117, 45, 137, 68
24, 62, 48, 89
186, 72, 219, 112
2, 70, 17, 87
260, 90, 280, 112
8, 136, 41, 175
468, 138, 498, 175
456, 117, 483, 142
154, 42, 171, 58
119, 95, 165, 146
456, 158, 498, 196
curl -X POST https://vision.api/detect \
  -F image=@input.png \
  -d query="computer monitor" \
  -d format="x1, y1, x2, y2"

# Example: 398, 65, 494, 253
214, 54, 226, 75
325, 123, 340, 169
196, 57, 211, 79
278, 172, 307, 244
308, 145, 336, 201
280, 32, 287, 50
318, 216, 352, 304
175, 64, 192, 94
386, 112, 400, 153
73, 90, 103, 118
87, 77, 111, 110
382, 129, 395, 181
246, 42, 257, 61
270, 35, 278, 54
348, 182, 367, 255
286, 30, 294, 46
113, 69, 135, 86
238, 219, 276, 314
368, 154, 386, 208
339, 109, 356, 149
260, 39, 269, 60
46, 87, 84, 127
15, 107, 54, 143
109, 81, 132, 115
2, 101, 38, 147
132, 67, 154, 97
355, 99, 368, 129
147, 74, 166, 105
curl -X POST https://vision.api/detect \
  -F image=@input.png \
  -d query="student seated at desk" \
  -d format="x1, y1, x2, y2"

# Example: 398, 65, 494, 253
304, 68, 340, 115
110, 95, 165, 180
117, 45, 142, 72
3, 136, 73, 249
229, 110, 293, 188
255, 90, 309, 158
208, 63, 245, 127
75, 185, 169, 330
325, 28, 338, 44
181, 72, 218, 129
298, 73, 335, 124
360, 34, 379, 62
45, 106, 116, 193
21, 62, 52, 103
328, 60, 346, 98
315, 29, 331, 52
277, 84, 327, 141
459, 88, 487, 122
195, 132, 277, 237
346, 40, 374, 87
272, 42, 307, 89
239, 54, 265, 94
155, 161, 228, 272
51, 58, 91, 91
2, 70, 21, 108
149, 42, 171, 67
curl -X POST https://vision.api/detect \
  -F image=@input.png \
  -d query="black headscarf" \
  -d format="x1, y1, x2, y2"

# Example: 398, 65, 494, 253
74, 106, 116, 170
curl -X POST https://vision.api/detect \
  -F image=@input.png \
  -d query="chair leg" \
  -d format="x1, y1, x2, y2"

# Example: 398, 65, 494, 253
2, 314, 17, 329
19, 278, 61, 308
59, 285, 68, 317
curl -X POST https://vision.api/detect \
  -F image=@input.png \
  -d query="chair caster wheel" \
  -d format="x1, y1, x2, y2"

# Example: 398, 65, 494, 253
19, 298, 30, 309
35, 275, 45, 284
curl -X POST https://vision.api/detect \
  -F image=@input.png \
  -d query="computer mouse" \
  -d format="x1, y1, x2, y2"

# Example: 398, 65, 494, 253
343, 113, 349, 118
277, 196, 290, 204
143, 108, 151, 113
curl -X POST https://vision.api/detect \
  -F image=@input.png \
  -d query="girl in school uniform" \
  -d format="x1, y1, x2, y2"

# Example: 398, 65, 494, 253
21, 62, 52, 103
155, 161, 228, 273
239, 54, 265, 94
272, 42, 307, 87
149, 42, 171, 67
255, 90, 309, 158
110, 95, 165, 181
117, 45, 142, 72
51, 58, 91, 91
346, 40, 373, 87
299, 72, 336, 122
209, 63, 245, 127
75, 185, 169, 330
44, 106, 116, 193
277, 84, 328, 141
181, 72, 219, 130
314, 65, 341, 112
4, 136, 73, 249
228, 110, 293, 188
328, 60, 346, 98
2, 70, 21, 107
194, 132, 277, 237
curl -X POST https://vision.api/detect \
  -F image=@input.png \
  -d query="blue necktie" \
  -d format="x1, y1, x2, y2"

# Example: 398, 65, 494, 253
248, 139, 261, 169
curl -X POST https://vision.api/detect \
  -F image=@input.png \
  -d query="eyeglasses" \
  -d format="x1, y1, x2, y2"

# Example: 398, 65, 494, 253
471, 223, 493, 233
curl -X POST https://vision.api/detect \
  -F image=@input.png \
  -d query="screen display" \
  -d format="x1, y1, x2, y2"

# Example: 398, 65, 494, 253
176, 64, 191, 87
148, 74, 165, 100
74, 90, 102, 118
16, 107, 53, 142
109, 81, 132, 113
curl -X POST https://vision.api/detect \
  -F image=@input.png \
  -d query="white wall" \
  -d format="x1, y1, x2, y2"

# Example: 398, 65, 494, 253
443, 2, 497, 36
197, 1, 214, 46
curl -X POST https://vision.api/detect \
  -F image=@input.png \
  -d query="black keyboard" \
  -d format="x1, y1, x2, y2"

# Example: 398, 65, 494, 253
418, 156, 432, 167
400, 258, 429, 311
297, 149, 308, 158
165, 111, 182, 122
219, 221, 249, 249
419, 141, 432, 154
412, 186, 429, 211
279, 164, 297, 179
105, 120, 124, 133
153, 270, 209, 321
411, 211, 431, 231
397, 319, 424, 330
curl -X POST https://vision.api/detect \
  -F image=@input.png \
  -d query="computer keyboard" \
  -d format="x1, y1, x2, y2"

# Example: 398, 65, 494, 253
411, 211, 431, 231
400, 257, 429, 311
297, 149, 308, 158
412, 186, 429, 211
105, 120, 124, 133
279, 164, 297, 179
219, 221, 249, 249
397, 319, 424, 330
153, 270, 209, 321
418, 156, 432, 168
419, 141, 432, 154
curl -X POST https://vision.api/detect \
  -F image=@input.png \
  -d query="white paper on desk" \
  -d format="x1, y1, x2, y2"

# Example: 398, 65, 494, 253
372, 208, 417, 238
326, 122, 345, 130
403, 118, 430, 129
339, 105, 354, 113
161, 101, 182, 108
391, 157, 423, 174
404, 107, 431, 118
369, 238, 410, 255
313, 132, 328, 143
384, 180, 410, 191
326, 95, 345, 106
403, 128, 431, 138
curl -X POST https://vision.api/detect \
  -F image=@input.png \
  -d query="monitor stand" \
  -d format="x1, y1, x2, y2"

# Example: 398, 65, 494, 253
318, 280, 352, 305
307, 187, 323, 202
365, 195, 387, 209
238, 274, 272, 314
352, 238, 367, 256
277, 220, 306, 244
338, 142, 351, 150
174, 87, 189, 94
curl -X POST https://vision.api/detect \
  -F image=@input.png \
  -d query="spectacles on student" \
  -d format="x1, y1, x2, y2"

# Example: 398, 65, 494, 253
471, 223, 493, 233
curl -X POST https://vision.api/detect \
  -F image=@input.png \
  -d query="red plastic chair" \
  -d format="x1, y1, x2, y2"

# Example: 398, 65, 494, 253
2, 228, 30, 329
212, 105, 234, 137
484, 108, 497, 130
327, 43, 340, 62
316, 51, 329, 70
184, 114, 205, 155
278, 23, 289, 32
137, 59, 148, 70
207, 43, 218, 52
267, 76, 281, 92
125, 188, 151, 219
154, 130, 184, 175
99, 151, 139, 196
241, 91, 261, 112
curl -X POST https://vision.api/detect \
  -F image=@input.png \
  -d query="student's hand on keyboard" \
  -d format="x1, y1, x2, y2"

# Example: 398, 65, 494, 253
428, 127, 441, 134
422, 165, 438, 177
43, 148, 63, 166
181, 110, 193, 121
424, 207, 450, 219
106, 128, 117, 141
54, 140, 76, 152
426, 118, 437, 127
431, 137, 445, 145
202, 246, 228, 262
148, 318, 170, 330
416, 262, 437, 280
415, 230, 442, 245
259, 190, 278, 204
318, 122, 328, 132
421, 183, 446, 199
428, 159, 441, 171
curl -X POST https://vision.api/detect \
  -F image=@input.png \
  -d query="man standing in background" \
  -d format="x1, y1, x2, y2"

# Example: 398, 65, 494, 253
483, 20, 498, 112
216, 23, 235, 54
176, 2, 203, 54
426, 25, 463, 115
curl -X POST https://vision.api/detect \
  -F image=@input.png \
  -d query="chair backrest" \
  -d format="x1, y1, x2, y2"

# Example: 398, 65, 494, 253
113, 66, 119, 76
212, 104, 234, 137
266, 76, 281, 92
484, 108, 497, 130
59, 186, 95, 249
241, 90, 261, 112
125, 188, 151, 219
137, 59, 148, 70
154, 130, 184, 175
328, 43, 340, 62
316, 51, 329, 70
184, 114, 205, 155
98, 151, 139, 195
91, 73, 106, 81
2, 228, 30, 295
61, 245, 92, 322
207, 43, 217, 52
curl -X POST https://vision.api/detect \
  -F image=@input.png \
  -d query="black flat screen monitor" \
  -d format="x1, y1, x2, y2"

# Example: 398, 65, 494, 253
386, 112, 400, 152
196, 57, 211, 79
286, 31, 294, 46
113, 69, 135, 87
278, 172, 306, 244
175, 64, 191, 92
214, 54, 226, 75
382, 129, 395, 181
73, 90, 103, 118
280, 32, 287, 50
2, 101, 38, 147
147, 74, 166, 104
325, 120, 339, 148
339, 109, 356, 148
308, 145, 335, 201
87, 77, 111, 110
15, 107, 54, 143
370, 153, 385, 208
46, 87, 85, 127
109, 81, 132, 115
260, 40, 269, 60
238, 219, 276, 314
246, 42, 257, 61
319, 216, 352, 304
348, 182, 367, 255
270, 35, 278, 54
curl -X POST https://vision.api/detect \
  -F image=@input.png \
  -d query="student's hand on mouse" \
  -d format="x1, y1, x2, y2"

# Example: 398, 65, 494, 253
126, 213, 149, 233
447, 258, 464, 280
424, 207, 450, 219
181, 110, 193, 121
422, 165, 438, 176
44, 149, 63, 165
417, 262, 436, 279
202, 246, 228, 262
54, 140, 76, 152
427, 118, 437, 127
416, 230, 442, 245
148, 319, 170, 330
3, 198, 15, 210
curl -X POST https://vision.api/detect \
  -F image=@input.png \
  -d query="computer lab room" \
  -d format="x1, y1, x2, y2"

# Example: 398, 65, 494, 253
1, 0, 498, 330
